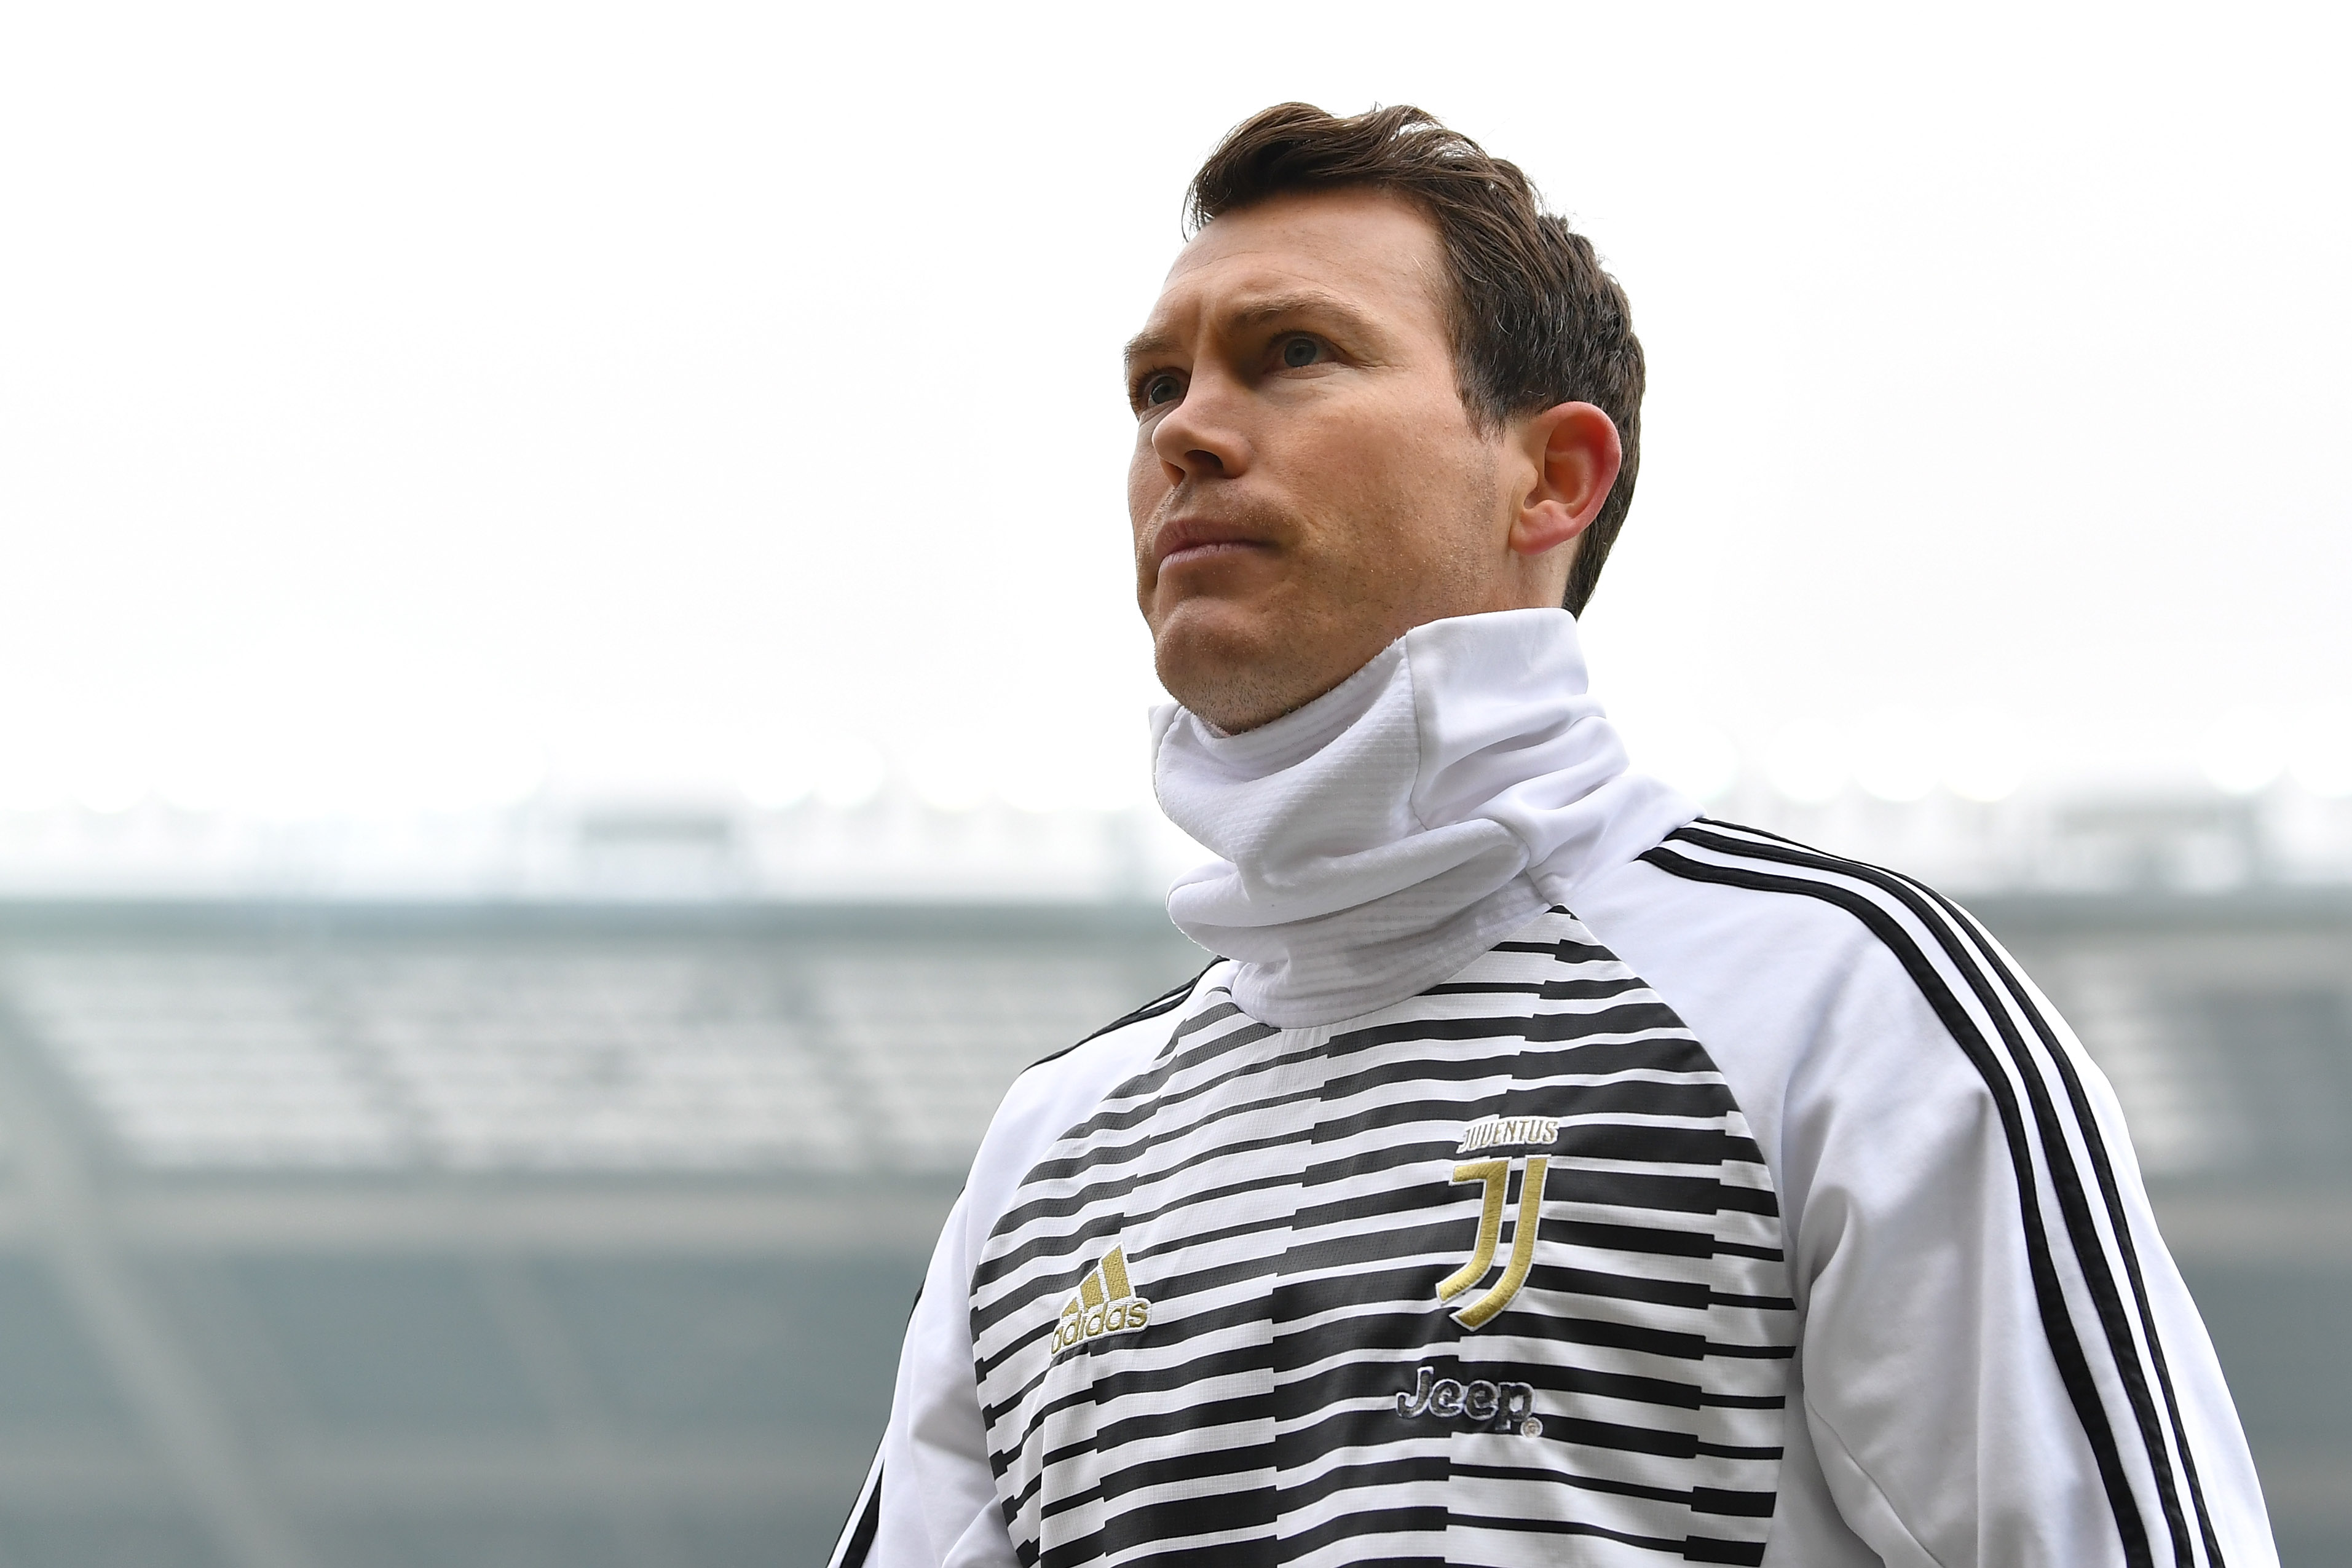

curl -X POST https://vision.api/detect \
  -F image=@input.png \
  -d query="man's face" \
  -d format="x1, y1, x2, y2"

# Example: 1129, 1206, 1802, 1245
1126, 188, 1537, 733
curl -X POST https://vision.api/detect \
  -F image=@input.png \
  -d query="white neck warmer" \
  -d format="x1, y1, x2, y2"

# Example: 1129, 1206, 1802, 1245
1150, 608, 1696, 1028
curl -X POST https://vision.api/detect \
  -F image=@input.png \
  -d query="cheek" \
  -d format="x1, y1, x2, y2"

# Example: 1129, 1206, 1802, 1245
1128, 453, 1171, 606
1294, 420, 1453, 551
1128, 446, 1168, 536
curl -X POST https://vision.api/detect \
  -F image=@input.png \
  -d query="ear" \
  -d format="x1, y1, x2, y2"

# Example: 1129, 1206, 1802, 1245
1507, 401, 1622, 559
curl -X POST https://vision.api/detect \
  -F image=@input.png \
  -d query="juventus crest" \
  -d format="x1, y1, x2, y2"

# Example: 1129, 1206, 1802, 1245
1440, 1115, 1559, 1330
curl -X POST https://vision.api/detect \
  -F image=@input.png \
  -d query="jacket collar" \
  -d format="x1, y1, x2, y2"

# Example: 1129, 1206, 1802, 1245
1151, 608, 1694, 1027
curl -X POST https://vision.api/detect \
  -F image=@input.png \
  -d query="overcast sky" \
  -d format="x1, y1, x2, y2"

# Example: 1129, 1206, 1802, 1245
1, 1, 2345, 820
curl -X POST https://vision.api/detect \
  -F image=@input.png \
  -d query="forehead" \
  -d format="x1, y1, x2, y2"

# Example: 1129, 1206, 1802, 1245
1140, 187, 1450, 342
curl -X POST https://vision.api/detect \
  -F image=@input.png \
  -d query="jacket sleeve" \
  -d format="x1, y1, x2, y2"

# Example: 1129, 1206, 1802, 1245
829, 1189, 1016, 1568
827, 978, 1206, 1568
1780, 920, 2275, 1567
1606, 826, 2278, 1568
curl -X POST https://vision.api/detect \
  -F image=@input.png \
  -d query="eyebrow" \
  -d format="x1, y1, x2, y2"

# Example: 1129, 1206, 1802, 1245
1122, 290, 1384, 371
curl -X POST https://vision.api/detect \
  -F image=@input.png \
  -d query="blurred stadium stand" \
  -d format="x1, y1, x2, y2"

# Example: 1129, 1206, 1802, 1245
0, 904, 1196, 1567
0, 891, 2339, 1566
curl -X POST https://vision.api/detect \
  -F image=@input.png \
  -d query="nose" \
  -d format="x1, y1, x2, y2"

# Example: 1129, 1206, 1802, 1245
1147, 372, 1249, 486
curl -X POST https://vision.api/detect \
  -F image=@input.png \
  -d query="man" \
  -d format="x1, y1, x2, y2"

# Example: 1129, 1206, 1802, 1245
832, 103, 2273, 1567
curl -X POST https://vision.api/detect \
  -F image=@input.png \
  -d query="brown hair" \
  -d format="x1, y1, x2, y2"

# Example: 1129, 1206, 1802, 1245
1186, 103, 1644, 618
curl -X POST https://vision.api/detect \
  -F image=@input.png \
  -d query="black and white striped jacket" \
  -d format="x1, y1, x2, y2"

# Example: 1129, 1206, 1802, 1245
835, 821, 2274, 1567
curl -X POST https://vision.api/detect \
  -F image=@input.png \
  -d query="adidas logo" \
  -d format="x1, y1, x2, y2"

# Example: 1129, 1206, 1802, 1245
1052, 1243, 1152, 1355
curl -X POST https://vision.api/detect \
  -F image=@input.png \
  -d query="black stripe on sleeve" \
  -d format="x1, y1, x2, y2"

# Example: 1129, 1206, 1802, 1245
1641, 824, 2177, 1567
828, 1448, 883, 1568
1022, 961, 1220, 1076
831, 1280, 934, 1568
1679, 821, 2224, 1562
1901, 873, 2225, 1566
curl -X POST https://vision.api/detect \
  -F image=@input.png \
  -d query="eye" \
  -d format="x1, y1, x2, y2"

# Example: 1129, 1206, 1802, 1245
1279, 335, 1326, 369
1140, 372, 1183, 408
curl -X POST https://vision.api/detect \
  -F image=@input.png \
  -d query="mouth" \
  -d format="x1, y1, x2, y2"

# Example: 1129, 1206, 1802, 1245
1161, 539, 1265, 570
1151, 518, 1273, 574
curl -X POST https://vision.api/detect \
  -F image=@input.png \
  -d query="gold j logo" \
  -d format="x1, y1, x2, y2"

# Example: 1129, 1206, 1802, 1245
1436, 1155, 1550, 1330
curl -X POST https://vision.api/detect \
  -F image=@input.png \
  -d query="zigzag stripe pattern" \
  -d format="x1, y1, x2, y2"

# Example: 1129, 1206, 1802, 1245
967, 909, 1797, 1567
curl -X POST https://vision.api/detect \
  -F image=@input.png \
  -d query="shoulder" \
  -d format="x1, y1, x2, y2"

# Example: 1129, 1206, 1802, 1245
1630, 819, 2052, 1057
1587, 817, 2037, 1042
960, 960, 1229, 1245
1617, 817, 2137, 1223
1574, 821, 2138, 1301
1570, 819, 2094, 1205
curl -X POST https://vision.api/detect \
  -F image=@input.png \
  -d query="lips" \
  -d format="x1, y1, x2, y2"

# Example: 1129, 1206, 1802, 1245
1150, 518, 1273, 572
1160, 538, 1262, 570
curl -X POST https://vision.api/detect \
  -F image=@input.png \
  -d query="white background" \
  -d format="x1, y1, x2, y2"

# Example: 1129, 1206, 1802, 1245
2, 1, 2346, 823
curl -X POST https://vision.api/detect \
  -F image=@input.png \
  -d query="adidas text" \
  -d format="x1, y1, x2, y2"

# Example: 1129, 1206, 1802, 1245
1052, 1243, 1151, 1355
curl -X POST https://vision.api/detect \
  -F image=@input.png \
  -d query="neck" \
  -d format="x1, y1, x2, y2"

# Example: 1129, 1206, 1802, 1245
1150, 608, 1694, 1027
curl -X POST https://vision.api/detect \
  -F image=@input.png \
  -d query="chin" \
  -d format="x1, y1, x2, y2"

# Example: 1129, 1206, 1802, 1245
1152, 604, 1330, 733
1153, 612, 1266, 720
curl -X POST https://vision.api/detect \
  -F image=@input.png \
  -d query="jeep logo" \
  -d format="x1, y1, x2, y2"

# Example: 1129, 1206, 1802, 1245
1395, 1364, 1543, 1436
